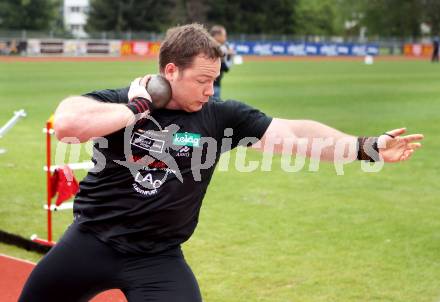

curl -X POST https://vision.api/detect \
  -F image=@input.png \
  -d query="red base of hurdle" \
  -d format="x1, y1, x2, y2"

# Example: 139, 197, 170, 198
31, 117, 92, 248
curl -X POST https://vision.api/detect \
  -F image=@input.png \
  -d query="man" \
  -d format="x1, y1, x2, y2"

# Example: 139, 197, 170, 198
19, 24, 423, 302
432, 36, 439, 63
210, 25, 234, 99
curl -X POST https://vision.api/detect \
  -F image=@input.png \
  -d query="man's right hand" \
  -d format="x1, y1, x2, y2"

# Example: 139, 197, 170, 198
128, 75, 152, 102
126, 75, 153, 118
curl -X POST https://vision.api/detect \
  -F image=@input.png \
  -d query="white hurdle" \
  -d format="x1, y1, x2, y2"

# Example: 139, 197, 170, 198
0, 109, 27, 154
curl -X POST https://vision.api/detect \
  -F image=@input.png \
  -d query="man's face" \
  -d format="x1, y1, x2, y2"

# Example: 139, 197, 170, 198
214, 30, 227, 45
165, 55, 220, 112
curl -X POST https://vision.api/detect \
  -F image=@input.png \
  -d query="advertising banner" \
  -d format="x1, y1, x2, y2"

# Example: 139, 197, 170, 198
230, 42, 379, 56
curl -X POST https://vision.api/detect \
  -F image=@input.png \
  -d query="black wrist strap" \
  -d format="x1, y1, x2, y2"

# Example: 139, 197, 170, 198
357, 137, 380, 162
383, 132, 395, 138
126, 97, 151, 115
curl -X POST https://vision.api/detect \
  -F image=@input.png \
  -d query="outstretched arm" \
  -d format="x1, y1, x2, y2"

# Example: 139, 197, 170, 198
252, 118, 423, 163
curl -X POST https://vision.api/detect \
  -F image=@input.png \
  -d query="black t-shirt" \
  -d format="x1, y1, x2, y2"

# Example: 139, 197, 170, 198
73, 87, 272, 254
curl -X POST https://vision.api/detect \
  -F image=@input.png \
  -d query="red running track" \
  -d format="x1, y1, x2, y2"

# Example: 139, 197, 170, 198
0, 254, 127, 302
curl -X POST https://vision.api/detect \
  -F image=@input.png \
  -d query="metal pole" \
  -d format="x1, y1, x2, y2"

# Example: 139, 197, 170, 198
46, 120, 53, 243
0, 109, 27, 138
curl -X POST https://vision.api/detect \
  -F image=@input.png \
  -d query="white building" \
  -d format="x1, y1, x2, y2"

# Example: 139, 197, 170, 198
63, 0, 89, 38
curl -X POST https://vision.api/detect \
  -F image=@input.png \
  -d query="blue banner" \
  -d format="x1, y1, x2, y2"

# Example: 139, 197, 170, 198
230, 42, 379, 56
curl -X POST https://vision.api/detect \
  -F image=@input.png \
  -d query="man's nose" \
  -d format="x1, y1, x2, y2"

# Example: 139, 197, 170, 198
205, 84, 214, 96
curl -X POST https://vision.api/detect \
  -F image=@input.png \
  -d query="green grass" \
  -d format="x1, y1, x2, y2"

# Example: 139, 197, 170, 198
1, 58, 439, 302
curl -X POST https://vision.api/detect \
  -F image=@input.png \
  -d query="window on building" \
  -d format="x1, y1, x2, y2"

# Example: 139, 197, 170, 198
70, 6, 80, 12
70, 24, 82, 31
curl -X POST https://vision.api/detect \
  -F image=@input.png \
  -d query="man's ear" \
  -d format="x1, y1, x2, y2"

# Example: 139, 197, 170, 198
164, 63, 179, 82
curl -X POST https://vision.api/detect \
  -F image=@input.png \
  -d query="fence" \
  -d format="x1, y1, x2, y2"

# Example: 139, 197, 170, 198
0, 30, 436, 57
0, 29, 434, 43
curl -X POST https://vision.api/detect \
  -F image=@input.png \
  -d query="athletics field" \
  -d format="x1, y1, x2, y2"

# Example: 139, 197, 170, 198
0, 56, 438, 301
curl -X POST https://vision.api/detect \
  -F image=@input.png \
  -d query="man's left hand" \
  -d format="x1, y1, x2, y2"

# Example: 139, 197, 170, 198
378, 128, 424, 162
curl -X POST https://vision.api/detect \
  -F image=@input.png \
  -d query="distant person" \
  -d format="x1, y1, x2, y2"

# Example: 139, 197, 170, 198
432, 37, 439, 63
210, 25, 234, 99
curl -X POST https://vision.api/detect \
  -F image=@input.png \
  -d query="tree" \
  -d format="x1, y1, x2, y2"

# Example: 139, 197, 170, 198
86, 0, 173, 32
361, 0, 423, 38
0, 0, 57, 30
180, 0, 208, 24
207, 0, 297, 34
295, 0, 341, 36
420, 0, 440, 36
332, 0, 432, 39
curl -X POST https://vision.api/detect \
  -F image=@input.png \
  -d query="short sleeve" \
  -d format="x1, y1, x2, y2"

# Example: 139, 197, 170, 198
83, 87, 129, 104
213, 100, 272, 149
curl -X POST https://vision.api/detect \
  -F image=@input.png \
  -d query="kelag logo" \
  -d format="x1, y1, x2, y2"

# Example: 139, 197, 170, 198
173, 132, 201, 147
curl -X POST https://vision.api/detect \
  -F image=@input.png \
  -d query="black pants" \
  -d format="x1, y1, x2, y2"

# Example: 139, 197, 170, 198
432, 50, 439, 62
18, 224, 202, 302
